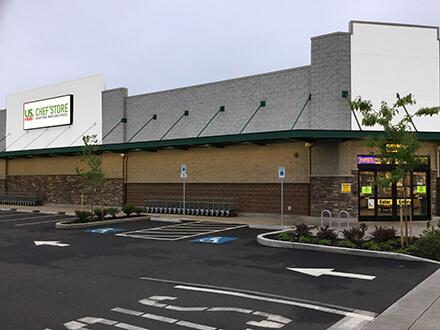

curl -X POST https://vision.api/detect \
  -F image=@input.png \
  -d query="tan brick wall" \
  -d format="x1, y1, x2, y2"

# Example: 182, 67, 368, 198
126, 142, 308, 184
7, 154, 123, 178
0, 159, 6, 179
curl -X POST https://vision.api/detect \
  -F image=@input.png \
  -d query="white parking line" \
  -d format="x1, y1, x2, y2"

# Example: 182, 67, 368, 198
15, 217, 74, 227
0, 213, 34, 220
139, 276, 377, 322
2, 214, 62, 223
175, 285, 374, 321
117, 222, 246, 241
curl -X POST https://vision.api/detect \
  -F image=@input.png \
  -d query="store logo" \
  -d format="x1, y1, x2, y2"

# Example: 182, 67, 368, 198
24, 109, 34, 121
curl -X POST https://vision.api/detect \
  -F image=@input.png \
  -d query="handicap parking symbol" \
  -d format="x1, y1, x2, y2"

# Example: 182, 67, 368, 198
85, 227, 125, 234
192, 236, 238, 244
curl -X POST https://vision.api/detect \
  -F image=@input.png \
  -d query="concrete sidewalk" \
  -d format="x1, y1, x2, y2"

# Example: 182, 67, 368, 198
364, 268, 440, 330
2, 203, 438, 235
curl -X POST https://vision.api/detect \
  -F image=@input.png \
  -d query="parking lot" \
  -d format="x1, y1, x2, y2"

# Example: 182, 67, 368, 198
0, 209, 438, 329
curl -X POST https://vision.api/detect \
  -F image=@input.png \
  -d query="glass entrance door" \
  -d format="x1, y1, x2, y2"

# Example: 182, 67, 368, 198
377, 172, 393, 217
358, 169, 430, 221
412, 172, 428, 218
359, 171, 375, 217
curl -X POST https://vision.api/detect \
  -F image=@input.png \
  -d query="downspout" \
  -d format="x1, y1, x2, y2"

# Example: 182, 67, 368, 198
305, 142, 315, 216
120, 153, 128, 205
437, 144, 439, 179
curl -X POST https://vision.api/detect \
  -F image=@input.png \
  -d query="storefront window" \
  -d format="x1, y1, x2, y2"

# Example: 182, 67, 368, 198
413, 172, 428, 217
359, 171, 375, 216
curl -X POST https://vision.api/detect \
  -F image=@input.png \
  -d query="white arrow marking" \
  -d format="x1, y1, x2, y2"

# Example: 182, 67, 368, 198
286, 268, 376, 280
34, 240, 70, 247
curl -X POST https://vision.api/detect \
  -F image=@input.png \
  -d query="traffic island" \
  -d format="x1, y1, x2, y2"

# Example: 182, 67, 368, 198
257, 226, 440, 264
56, 215, 151, 229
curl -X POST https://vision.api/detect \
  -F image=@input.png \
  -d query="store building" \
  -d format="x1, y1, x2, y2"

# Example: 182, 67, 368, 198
0, 21, 439, 220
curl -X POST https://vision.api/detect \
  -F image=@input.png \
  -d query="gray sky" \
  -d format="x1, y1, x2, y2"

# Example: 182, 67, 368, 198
1, 0, 439, 109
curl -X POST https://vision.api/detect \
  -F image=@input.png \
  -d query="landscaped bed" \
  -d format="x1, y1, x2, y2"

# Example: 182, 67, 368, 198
270, 223, 440, 261
73, 204, 144, 223
56, 204, 150, 229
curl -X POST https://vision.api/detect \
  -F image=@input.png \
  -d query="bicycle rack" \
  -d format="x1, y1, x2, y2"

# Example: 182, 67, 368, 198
320, 209, 332, 228
337, 210, 350, 231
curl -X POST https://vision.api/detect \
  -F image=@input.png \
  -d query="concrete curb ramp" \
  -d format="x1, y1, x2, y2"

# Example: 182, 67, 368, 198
257, 229, 440, 265
55, 215, 151, 229
363, 268, 440, 330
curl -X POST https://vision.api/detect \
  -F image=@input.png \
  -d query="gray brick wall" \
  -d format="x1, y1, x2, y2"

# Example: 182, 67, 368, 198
309, 32, 351, 130
102, 88, 127, 144
124, 67, 311, 142
0, 110, 5, 151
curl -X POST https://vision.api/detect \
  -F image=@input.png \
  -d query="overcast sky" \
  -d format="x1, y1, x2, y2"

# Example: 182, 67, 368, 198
1, 0, 439, 109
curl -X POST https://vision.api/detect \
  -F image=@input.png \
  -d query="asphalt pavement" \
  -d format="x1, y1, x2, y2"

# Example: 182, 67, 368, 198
0, 210, 438, 329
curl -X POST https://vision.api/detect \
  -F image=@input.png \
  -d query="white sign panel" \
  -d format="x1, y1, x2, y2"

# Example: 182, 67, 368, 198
278, 166, 285, 179
180, 163, 187, 178
23, 94, 73, 130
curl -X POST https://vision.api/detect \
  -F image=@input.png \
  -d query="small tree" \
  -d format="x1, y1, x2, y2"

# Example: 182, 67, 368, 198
351, 94, 439, 246
76, 135, 105, 215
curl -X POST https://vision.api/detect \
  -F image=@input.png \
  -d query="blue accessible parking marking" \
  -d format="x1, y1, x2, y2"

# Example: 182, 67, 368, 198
85, 227, 126, 234
191, 236, 238, 244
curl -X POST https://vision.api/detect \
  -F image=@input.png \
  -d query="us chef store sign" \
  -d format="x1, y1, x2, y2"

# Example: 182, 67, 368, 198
23, 95, 73, 130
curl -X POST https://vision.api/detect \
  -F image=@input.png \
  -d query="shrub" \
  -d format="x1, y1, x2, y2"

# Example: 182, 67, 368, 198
337, 239, 358, 249
133, 207, 144, 216
318, 239, 332, 246
93, 207, 108, 221
106, 207, 119, 218
75, 210, 93, 223
122, 204, 136, 216
316, 226, 337, 241
409, 226, 440, 261
363, 240, 381, 251
277, 232, 293, 241
379, 239, 401, 252
342, 223, 367, 246
298, 235, 318, 244
370, 226, 397, 243
295, 223, 312, 237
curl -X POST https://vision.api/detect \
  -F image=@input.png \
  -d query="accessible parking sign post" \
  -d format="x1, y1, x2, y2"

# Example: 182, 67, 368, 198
181, 163, 187, 215
278, 166, 285, 226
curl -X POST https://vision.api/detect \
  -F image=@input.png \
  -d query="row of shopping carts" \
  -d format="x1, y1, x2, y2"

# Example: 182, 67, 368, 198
0, 192, 44, 206
144, 197, 238, 217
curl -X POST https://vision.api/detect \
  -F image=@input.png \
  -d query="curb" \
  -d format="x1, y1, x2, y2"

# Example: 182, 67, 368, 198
257, 229, 440, 264
0, 207, 76, 216
55, 215, 151, 229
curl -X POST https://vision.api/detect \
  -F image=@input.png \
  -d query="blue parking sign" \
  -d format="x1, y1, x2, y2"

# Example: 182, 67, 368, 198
192, 236, 238, 244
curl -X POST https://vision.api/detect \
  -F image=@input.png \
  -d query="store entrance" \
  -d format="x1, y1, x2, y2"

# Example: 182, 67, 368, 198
358, 161, 430, 221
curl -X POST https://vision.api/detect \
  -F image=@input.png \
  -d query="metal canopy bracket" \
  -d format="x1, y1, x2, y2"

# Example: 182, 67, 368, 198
239, 101, 266, 134
101, 117, 128, 142
291, 94, 311, 130
197, 105, 225, 137
127, 114, 157, 142
161, 111, 189, 140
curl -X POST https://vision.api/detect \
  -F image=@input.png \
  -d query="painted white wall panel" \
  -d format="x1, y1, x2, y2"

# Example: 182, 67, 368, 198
6, 75, 104, 151
351, 22, 440, 131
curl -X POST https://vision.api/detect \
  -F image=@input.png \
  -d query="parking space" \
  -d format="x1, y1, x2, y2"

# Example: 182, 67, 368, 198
0, 209, 75, 227
116, 221, 247, 241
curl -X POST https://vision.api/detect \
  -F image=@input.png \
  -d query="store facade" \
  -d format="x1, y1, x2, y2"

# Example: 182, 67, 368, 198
0, 21, 438, 221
